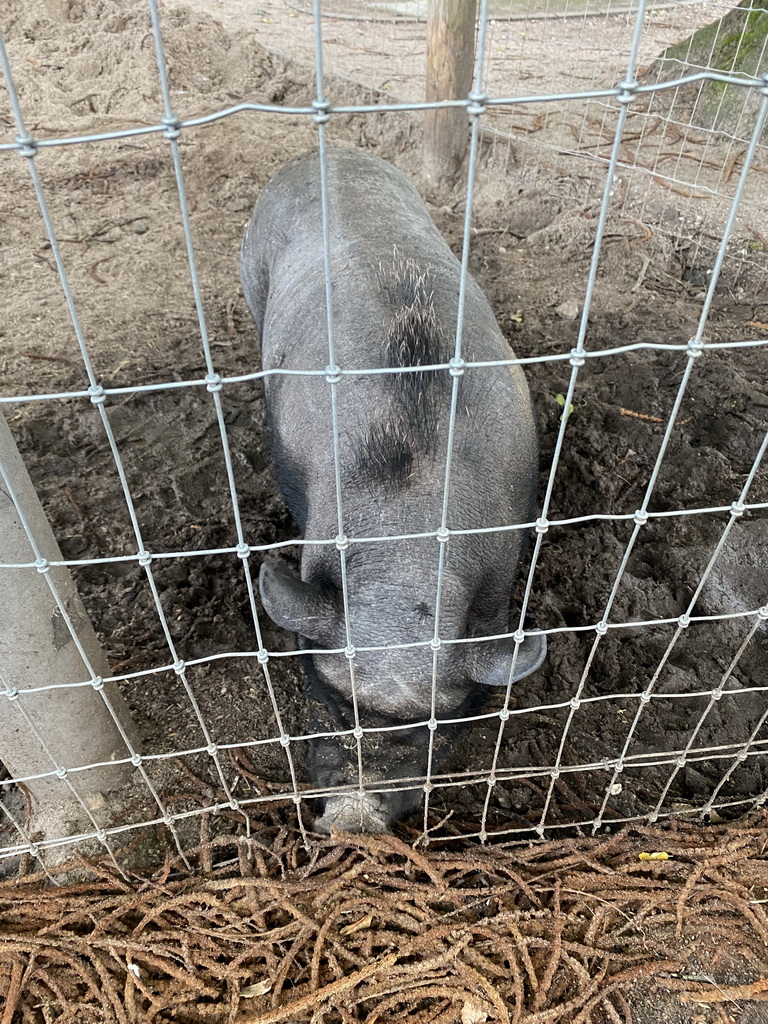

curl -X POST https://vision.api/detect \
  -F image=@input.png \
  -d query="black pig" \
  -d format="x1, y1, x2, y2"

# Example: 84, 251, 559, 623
240, 148, 545, 833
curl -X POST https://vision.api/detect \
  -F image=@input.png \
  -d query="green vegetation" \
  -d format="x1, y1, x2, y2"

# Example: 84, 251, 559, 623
647, 0, 767, 136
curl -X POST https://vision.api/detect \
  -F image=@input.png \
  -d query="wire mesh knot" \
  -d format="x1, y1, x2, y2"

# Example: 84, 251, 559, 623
535, 517, 549, 534
678, 613, 691, 628
595, 620, 608, 636
513, 628, 525, 644
336, 534, 349, 551
730, 500, 746, 517
235, 542, 250, 560
90, 676, 104, 691
96, 830, 107, 844
467, 91, 487, 117
760, 72, 768, 97
88, 384, 106, 405
427, 717, 438, 731
712, 687, 724, 701
758, 605, 768, 621
344, 644, 355, 659
162, 115, 182, 140
4, 687, 19, 701
569, 697, 581, 711
436, 527, 449, 544
55, 766, 67, 779
172, 659, 185, 675
639, 691, 652, 704
205, 372, 222, 393
616, 79, 638, 105
257, 649, 269, 664
279, 734, 291, 747
686, 337, 705, 359
27, 844, 40, 859
137, 550, 152, 567
34, 557, 49, 574
312, 99, 331, 123
633, 509, 648, 526
353, 725, 363, 739
131, 754, 142, 767
206, 742, 217, 756
430, 637, 441, 651
325, 364, 341, 384
448, 356, 465, 377
498, 708, 510, 721
15, 133, 37, 158
569, 349, 585, 367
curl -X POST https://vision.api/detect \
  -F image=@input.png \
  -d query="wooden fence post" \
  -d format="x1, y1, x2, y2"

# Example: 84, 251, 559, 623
0, 409, 139, 846
424, 0, 478, 187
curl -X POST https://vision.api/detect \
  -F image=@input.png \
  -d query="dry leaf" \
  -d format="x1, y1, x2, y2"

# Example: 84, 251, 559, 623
462, 999, 488, 1024
340, 914, 375, 936
240, 979, 272, 998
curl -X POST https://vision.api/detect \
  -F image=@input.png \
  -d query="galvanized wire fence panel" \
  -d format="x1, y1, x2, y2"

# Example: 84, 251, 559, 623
240, 0, 767, 293
0, 0, 767, 874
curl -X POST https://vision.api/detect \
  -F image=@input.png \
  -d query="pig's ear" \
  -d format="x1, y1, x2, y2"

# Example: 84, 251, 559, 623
468, 631, 547, 687
259, 559, 338, 645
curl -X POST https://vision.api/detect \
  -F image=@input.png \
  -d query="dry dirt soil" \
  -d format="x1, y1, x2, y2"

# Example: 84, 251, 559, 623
1, 0, 768, 858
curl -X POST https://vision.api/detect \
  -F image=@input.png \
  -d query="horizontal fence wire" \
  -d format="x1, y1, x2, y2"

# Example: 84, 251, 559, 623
0, 0, 767, 870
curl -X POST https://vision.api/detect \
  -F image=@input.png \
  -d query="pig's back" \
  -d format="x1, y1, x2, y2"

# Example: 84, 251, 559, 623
242, 149, 519, 371
239, 149, 537, 537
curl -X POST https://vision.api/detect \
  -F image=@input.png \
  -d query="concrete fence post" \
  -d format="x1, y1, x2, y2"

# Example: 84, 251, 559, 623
0, 409, 139, 843
424, 0, 478, 187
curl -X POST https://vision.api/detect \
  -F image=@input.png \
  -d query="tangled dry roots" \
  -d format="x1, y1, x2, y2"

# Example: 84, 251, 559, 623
2, 814, 768, 1023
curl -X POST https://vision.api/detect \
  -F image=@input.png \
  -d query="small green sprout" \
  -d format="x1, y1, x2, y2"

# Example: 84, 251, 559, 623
554, 393, 574, 421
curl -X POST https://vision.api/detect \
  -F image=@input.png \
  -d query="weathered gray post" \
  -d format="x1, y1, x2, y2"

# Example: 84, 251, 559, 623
0, 409, 139, 845
424, 0, 478, 187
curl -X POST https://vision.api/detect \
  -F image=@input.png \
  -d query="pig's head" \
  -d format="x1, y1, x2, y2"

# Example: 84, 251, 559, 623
259, 557, 546, 834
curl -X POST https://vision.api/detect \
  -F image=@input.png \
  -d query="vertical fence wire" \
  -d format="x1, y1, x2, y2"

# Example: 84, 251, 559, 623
420, 0, 493, 839
705, 657, 768, 812
312, 0, 367, 822
146, 0, 309, 846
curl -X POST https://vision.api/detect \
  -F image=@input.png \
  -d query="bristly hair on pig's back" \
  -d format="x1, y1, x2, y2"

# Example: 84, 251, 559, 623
355, 254, 453, 491
380, 253, 450, 433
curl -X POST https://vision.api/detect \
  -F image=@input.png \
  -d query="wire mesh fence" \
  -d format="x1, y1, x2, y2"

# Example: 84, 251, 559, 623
0, 0, 767, 877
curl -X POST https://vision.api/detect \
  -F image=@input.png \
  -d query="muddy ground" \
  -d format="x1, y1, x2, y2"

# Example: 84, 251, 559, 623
1, 0, 768, 854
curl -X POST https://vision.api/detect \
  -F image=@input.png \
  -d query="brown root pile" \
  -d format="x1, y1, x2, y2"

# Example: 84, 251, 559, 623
2, 815, 768, 1024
